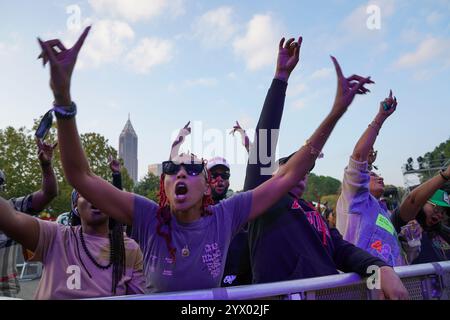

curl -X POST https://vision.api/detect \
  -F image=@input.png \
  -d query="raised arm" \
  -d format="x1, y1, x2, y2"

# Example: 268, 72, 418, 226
38, 27, 134, 225
29, 139, 58, 212
0, 196, 39, 251
244, 37, 302, 191
352, 90, 397, 162
248, 56, 373, 220
109, 155, 123, 190
398, 164, 450, 222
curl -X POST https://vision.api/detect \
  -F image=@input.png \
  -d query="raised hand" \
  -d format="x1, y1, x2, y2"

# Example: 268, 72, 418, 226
275, 37, 302, 82
37, 26, 91, 105
108, 155, 120, 173
378, 89, 398, 118
108, 155, 121, 174
331, 56, 374, 115
37, 139, 58, 167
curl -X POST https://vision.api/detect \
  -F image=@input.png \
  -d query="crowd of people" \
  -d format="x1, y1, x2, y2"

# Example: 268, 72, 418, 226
0, 27, 449, 300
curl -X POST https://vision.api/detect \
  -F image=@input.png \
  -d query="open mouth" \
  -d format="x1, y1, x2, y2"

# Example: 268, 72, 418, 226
175, 181, 189, 201
431, 216, 440, 225
91, 206, 102, 215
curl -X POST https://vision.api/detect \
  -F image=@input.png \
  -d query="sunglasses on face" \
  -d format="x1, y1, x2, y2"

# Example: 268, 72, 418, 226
211, 172, 230, 180
35, 109, 54, 141
162, 161, 205, 176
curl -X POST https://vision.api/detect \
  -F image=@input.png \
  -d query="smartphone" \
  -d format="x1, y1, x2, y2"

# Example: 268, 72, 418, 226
35, 110, 53, 141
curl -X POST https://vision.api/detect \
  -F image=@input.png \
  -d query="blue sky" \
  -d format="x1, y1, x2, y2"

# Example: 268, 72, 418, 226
1, 0, 449, 191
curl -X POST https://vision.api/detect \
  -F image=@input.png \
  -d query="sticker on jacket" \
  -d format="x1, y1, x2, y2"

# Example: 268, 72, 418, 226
375, 214, 395, 235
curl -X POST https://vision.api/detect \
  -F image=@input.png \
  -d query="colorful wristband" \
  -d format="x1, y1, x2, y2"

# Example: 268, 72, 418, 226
53, 102, 77, 119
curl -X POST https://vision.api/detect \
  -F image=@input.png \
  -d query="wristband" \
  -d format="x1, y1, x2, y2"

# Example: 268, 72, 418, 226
53, 102, 77, 119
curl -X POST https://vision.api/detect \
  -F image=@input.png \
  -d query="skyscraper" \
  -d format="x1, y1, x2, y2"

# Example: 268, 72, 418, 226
119, 115, 138, 183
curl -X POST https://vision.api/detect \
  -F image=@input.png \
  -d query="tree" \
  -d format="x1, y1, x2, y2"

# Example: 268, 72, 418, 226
404, 138, 450, 183
134, 172, 160, 202
303, 173, 341, 202
0, 126, 40, 200
1, 123, 132, 216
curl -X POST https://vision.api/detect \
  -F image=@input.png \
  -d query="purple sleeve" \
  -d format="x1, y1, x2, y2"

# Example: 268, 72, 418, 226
131, 195, 158, 247
219, 191, 253, 235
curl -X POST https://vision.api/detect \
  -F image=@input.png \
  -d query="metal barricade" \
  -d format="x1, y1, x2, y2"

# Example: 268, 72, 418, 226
90, 261, 450, 300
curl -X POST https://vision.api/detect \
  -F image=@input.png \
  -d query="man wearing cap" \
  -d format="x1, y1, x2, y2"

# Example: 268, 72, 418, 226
0, 140, 58, 298
207, 157, 232, 203
391, 164, 450, 263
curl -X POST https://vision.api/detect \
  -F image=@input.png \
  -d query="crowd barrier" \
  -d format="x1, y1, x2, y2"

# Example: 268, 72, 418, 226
91, 261, 450, 300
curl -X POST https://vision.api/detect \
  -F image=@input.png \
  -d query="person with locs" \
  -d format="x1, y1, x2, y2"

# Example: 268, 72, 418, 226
336, 90, 419, 266
391, 164, 450, 264
0, 184, 146, 299
245, 37, 409, 299
0, 139, 58, 298
37, 28, 381, 294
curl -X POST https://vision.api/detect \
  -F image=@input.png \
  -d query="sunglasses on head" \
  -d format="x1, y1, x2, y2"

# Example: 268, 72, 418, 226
211, 172, 230, 180
35, 109, 54, 141
162, 161, 205, 176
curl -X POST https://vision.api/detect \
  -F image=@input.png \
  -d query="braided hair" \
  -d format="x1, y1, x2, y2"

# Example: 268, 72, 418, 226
156, 168, 214, 261
70, 190, 126, 294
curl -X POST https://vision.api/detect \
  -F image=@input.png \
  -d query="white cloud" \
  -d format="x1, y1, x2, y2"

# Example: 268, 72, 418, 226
125, 37, 173, 74
237, 115, 255, 129
394, 37, 450, 69
287, 82, 308, 97
227, 72, 237, 79
292, 99, 307, 110
184, 78, 218, 87
89, 0, 183, 22
310, 68, 333, 80
426, 11, 444, 25
76, 19, 135, 68
233, 14, 281, 71
193, 6, 237, 47
0, 34, 20, 56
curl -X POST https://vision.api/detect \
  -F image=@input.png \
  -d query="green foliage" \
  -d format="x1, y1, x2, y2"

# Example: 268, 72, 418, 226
0, 126, 40, 200
320, 194, 339, 210
133, 172, 160, 202
405, 138, 450, 183
0, 123, 134, 216
303, 172, 341, 202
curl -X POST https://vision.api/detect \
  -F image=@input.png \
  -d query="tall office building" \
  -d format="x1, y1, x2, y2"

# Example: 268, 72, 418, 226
119, 115, 138, 183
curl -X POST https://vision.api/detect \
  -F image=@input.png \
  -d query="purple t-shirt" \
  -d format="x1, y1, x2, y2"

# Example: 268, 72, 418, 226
132, 191, 252, 293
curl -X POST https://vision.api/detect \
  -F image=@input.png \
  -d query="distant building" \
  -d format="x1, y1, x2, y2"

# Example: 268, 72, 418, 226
119, 115, 138, 182
148, 163, 162, 177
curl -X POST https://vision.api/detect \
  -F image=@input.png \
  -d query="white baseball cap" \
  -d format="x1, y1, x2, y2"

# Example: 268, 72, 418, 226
207, 157, 230, 171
